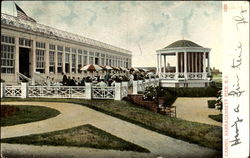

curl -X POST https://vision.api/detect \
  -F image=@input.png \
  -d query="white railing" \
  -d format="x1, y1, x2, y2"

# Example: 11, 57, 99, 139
4, 85, 22, 97
159, 73, 176, 79
159, 72, 207, 80
28, 86, 86, 98
186, 72, 204, 79
92, 86, 115, 99
16, 72, 32, 84
1, 82, 129, 100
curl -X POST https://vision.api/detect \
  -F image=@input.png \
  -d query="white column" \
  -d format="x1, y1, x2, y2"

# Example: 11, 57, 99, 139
133, 80, 138, 94
76, 51, 78, 74
62, 47, 65, 74
159, 54, 162, 78
156, 54, 159, 74
208, 52, 210, 75
87, 51, 90, 65
1, 82, 5, 98
45, 43, 49, 75
15, 36, 19, 82
85, 82, 92, 99
104, 53, 107, 66
115, 82, 122, 100
195, 52, 198, 73
69, 49, 72, 74
175, 52, 179, 80
21, 82, 28, 98
163, 54, 166, 74
55, 46, 58, 75
32, 40, 36, 74
203, 52, 207, 79
184, 51, 187, 79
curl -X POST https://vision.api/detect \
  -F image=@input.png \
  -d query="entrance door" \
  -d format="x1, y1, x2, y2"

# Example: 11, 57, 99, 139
19, 47, 30, 77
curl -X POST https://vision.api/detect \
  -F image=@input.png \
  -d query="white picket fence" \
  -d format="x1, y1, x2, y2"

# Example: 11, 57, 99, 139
28, 86, 86, 98
92, 86, 115, 99
1, 79, 159, 99
0, 82, 129, 100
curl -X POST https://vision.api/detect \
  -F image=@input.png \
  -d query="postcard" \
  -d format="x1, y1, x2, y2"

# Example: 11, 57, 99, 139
1, 1, 249, 158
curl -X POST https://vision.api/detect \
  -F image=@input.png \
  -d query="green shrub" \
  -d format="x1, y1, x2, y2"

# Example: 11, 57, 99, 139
209, 114, 222, 122
164, 87, 219, 97
208, 100, 216, 108
143, 86, 177, 106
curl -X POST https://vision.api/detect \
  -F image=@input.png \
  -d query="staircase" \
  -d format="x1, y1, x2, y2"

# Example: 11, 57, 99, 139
16, 72, 47, 86
33, 72, 47, 86
16, 72, 32, 85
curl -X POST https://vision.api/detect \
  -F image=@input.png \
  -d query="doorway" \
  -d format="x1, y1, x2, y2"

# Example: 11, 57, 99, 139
19, 47, 30, 77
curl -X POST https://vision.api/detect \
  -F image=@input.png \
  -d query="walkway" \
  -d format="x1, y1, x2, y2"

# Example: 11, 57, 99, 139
1, 102, 221, 158
174, 97, 222, 126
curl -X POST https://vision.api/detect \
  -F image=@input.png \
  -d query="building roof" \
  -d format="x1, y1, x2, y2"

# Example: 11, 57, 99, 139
164, 40, 202, 49
1, 13, 131, 55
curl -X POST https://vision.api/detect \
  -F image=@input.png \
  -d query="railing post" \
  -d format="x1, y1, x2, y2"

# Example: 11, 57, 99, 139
85, 82, 92, 99
31, 78, 35, 85
122, 82, 128, 98
132, 80, 138, 94
115, 82, 122, 100
21, 82, 28, 98
138, 80, 143, 92
1, 82, 5, 98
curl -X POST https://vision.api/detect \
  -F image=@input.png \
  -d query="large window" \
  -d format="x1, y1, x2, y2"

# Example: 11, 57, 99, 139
89, 57, 94, 65
19, 38, 31, 47
57, 45, 63, 51
49, 44, 55, 50
1, 35, 15, 73
57, 52, 62, 73
36, 49, 45, 73
78, 54, 82, 73
49, 51, 55, 73
36, 42, 45, 48
83, 56, 87, 65
65, 53, 70, 73
72, 54, 76, 73
1, 35, 15, 44
1, 45, 15, 73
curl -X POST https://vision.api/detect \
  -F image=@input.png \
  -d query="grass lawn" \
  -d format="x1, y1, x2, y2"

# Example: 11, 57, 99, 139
209, 114, 223, 123
208, 100, 217, 108
1, 124, 149, 152
1, 105, 60, 126
2, 98, 222, 151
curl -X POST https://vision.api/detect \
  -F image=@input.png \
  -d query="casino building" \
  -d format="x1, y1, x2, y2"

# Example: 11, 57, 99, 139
1, 13, 132, 85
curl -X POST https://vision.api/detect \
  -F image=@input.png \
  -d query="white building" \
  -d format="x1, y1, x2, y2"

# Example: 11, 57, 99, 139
1, 13, 132, 85
156, 40, 211, 87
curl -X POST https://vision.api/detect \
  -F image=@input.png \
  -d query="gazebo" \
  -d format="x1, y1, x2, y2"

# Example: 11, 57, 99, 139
156, 40, 211, 87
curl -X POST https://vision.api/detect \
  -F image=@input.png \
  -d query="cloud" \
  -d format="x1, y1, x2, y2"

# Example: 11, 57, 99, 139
181, 9, 194, 38
1, 1, 223, 70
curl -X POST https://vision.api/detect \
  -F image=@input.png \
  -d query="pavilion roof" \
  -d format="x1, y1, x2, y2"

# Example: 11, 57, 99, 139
164, 40, 203, 49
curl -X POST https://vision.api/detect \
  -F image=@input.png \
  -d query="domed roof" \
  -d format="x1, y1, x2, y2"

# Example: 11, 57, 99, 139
164, 40, 202, 49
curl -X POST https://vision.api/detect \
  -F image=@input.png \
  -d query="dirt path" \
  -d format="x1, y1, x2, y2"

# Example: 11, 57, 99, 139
174, 97, 222, 126
1, 102, 220, 158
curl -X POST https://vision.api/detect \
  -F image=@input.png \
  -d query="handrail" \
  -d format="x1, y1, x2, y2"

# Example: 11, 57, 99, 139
17, 72, 32, 82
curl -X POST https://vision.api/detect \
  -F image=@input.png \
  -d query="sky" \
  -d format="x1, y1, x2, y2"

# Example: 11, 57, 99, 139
2, 1, 222, 70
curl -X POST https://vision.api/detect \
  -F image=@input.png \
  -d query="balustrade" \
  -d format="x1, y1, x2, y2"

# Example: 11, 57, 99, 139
159, 72, 207, 80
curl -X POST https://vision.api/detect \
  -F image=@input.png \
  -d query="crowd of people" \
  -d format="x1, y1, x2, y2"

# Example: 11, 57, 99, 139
44, 71, 156, 87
